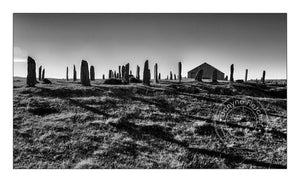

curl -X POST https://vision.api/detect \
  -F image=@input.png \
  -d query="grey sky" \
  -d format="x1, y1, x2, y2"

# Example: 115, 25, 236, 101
13, 13, 287, 79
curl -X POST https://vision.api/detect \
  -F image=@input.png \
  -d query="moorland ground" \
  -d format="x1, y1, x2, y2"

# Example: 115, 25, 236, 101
13, 77, 287, 169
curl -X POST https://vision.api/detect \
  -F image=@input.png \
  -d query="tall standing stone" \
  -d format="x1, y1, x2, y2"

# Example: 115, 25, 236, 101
118, 66, 121, 79
195, 69, 203, 82
136, 65, 140, 80
26, 56, 37, 87
170, 71, 173, 80
38, 66, 42, 81
42, 69, 45, 80
174, 74, 176, 80
212, 69, 218, 83
80, 60, 90, 86
102, 74, 105, 80
130, 70, 132, 75
121, 66, 125, 79
261, 70, 266, 84
73, 65, 77, 81
159, 73, 161, 80
90, 66, 95, 81
109, 70, 113, 79
143, 60, 150, 86
245, 69, 248, 82
124, 63, 130, 84
154, 63, 158, 83
66, 67, 69, 81
114, 70, 117, 78
230, 64, 234, 82
178, 62, 182, 83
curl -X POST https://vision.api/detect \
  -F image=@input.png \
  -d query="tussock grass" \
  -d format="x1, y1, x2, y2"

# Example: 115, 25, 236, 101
13, 77, 287, 169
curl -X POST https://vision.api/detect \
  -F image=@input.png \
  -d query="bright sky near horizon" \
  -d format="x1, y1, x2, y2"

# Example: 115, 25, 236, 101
13, 13, 286, 79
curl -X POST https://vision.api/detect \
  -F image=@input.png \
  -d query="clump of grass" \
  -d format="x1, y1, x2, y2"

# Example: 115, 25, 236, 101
104, 78, 123, 85
180, 150, 227, 169
74, 158, 99, 169
26, 97, 61, 116
194, 122, 217, 136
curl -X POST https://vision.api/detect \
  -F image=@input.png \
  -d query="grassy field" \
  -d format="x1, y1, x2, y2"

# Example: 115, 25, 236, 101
13, 77, 287, 169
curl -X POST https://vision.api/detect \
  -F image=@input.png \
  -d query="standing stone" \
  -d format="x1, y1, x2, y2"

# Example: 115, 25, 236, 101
261, 70, 266, 84
224, 75, 228, 81
245, 69, 248, 82
178, 62, 182, 83
26, 56, 37, 87
130, 70, 132, 75
42, 69, 45, 80
66, 67, 69, 81
80, 60, 90, 86
159, 73, 161, 80
117, 73, 119, 79
170, 71, 173, 80
102, 74, 105, 80
73, 65, 77, 81
124, 63, 130, 84
174, 74, 176, 80
195, 69, 203, 82
118, 66, 121, 79
122, 66, 125, 79
136, 65, 140, 80
154, 63, 158, 83
230, 64, 234, 82
114, 70, 117, 78
109, 70, 113, 79
143, 60, 150, 86
90, 66, 95, 81
38, 66, 42, 81
212, 69, 218, 83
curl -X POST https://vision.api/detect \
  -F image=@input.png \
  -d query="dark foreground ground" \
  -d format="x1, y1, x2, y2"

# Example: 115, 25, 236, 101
13, 77, 287, 169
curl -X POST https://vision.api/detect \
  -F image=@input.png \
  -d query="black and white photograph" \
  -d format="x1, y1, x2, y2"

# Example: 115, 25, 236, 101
12, 13, 287, 169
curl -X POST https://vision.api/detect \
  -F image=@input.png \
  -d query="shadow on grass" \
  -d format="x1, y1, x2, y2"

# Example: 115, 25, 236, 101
109, 118, 286, 169
128, 94, 286, 140
68, 99, 111, 118
32, 86, 106, 98
129, 96, 176, 113
188, 115, 287, 140
32, 87, 112, 118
